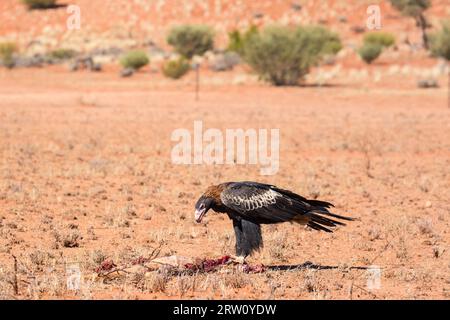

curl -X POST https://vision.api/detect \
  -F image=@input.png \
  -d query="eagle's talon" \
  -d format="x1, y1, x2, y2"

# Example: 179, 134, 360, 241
230, 255, 246, 264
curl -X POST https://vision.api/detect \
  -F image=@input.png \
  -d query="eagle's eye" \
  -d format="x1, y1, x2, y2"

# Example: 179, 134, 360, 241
199, 203, 205, 209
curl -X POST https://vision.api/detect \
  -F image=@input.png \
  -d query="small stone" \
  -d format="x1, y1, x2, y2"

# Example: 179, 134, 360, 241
351, 26, 365, 34
417, 79, 439, 89
291, 2, 302, 11
83, 57, 94, 69
68, 61, 79, 72
209, 52, 240, 72
120, 68, 134, 77
14, 55, 44, 68
89, 62, 102, 72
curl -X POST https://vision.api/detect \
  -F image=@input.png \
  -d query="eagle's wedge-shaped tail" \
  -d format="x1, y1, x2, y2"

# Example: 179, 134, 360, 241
294, 202, 354, 232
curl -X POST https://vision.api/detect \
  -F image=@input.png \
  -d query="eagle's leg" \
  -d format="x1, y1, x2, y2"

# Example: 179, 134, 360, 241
232, 218, 263, 263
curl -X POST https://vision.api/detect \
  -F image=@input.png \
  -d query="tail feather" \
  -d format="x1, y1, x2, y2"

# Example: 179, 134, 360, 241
306, 199, 335, 208
310, 209, 354, 222
307, 221, 333, 232
295, 208, 354, 232
268, 186, 354, 233
310, 213, 345, 227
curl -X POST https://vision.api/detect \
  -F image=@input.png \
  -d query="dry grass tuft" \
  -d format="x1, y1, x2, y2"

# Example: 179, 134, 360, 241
0, 268, 16, 299
146, 269, 171, 293
367, 226, 382, 241
267, 231, 290, 262
52, 230, 82, 248
432, 246, 445, 259
28, 250, 54, 272
223, 270, 248, 289
417, 218, 434, 236
176, 274, 197, 297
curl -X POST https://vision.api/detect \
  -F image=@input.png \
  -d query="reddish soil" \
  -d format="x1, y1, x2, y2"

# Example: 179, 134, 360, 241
0, 0, 449, 300
0, 65, 448, 299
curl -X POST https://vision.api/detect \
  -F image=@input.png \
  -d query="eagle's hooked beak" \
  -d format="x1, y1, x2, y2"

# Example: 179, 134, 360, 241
195, 208, 206, 223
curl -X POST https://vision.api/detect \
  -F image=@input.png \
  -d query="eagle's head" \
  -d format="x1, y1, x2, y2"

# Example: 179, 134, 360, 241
194, 195, 214, 223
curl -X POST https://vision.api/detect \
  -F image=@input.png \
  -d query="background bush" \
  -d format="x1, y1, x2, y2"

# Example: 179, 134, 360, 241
299, 25, 343, 57
0, 42, 17, 68
162, 57, 190, 79
358, 43, 383, 64
363, 32, 396, 48
49, 49, 77, 60
120, 50, 149, 70
430, 21, 450, 60
389, 0, 431, 49
243, 25, 342, 86
227, 26, 259, 55
167, 25, 214, 59
22, 0, 57, 9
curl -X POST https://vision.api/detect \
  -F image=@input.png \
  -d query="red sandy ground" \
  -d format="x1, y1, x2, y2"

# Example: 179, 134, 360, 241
0, 65, 448, 299
0, 0, 449, 300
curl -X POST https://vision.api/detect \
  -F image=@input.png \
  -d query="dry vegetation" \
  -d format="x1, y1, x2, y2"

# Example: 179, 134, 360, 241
0, 0, 449, 300
0, 66, 448, 299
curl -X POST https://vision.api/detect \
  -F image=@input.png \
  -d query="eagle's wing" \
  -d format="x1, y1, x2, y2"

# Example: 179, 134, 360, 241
220, 181, 351, 231
220, 182, 309, 223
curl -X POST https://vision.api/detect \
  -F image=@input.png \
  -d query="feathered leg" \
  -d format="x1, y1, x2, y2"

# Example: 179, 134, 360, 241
232, 219, 263, 260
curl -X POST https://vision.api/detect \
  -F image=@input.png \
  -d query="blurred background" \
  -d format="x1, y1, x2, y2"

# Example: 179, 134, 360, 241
0, 0, 449, 90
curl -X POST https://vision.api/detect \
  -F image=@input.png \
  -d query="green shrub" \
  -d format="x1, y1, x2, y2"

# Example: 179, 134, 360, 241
227, 30, 244, 54
363, 32, 396, 48
120, 50, 149, 70
389, 0, 431, 48
162, 57, 190, 79
243, 25, 342, 86
0, 42, 17, 68
49, 48, 77, 60
227, 25, 259, 55
167, 25, 214, 59
22, 0, 57, 9
299, 25, 343, 56
390, 0, 430, 18
430, 21, 450, 61
358, 43, 383, 64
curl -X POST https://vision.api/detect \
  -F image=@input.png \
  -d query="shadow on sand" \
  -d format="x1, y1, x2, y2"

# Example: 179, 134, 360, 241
28, 3, 68, 10
267, 261, 372, 272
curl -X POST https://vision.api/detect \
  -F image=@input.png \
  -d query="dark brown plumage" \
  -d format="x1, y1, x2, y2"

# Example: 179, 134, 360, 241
194, 181, 354, 258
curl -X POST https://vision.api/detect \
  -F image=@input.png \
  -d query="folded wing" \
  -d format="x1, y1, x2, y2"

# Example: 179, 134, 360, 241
220, 181, 353, 231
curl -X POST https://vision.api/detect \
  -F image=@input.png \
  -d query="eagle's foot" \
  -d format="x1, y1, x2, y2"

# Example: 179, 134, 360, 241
230, 255, 246, 264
